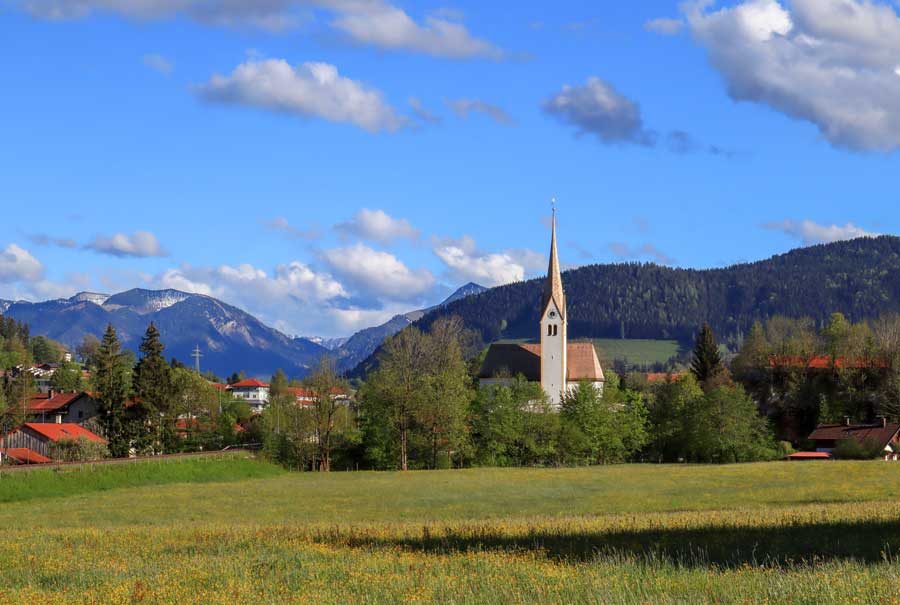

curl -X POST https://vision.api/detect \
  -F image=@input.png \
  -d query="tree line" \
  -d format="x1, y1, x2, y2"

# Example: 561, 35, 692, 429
354, 236, 900, 376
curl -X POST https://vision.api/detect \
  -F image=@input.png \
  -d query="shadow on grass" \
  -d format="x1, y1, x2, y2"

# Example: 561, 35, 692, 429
323, 519, 900, 568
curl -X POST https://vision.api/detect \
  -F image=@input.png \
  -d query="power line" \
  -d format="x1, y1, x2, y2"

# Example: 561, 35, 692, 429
191, 345, 203, 374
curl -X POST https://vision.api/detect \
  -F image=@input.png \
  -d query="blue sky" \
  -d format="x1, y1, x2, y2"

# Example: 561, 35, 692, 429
2, 0, 899, 337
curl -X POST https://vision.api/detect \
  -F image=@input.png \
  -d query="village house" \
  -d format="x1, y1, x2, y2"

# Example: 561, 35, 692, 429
807, 417, 900, 461
228, 379, 270, 413
478, 210, 605, 407
288, 386, 352, 407
26, 390, 99, 426
0, 423, 106, 459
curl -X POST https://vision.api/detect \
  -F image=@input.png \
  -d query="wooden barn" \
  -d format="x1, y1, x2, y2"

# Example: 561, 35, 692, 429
0, 423, 106, 459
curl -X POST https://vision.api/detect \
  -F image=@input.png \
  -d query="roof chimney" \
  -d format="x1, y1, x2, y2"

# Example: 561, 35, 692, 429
844, 416, 851, 426
878, 416, 887, 428
48, 388, 55, 399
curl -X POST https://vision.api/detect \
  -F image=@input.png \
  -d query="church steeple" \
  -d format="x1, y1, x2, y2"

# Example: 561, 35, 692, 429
542, 205, 566, 319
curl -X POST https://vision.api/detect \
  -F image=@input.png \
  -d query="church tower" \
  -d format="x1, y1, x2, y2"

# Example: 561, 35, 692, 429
540, 207, 567, 406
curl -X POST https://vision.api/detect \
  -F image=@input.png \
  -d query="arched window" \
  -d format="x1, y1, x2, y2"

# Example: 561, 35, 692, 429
553, 325, 558, 336
547, 324, 553, 337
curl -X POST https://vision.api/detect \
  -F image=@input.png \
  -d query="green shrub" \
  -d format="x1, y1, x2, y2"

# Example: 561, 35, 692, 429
833, 438, 883, 460
48, 437, 109, 462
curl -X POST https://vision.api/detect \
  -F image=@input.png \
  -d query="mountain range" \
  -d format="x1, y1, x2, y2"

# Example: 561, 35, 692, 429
0, 283, 486, 379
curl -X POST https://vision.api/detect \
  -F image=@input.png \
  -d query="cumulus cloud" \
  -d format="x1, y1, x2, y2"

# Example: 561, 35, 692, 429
263, 217, 321, 240
609, 242, 676, 265
334, 208, 419, 244
762, 219, 880, 244
432, 235, 543, 287
85, 231, 168, 258
645, 17, 684, 35
0, 244, 44, 283
17, 0, 502, 58
328, 1, 502, 59
321, 243, 435, 299
686, 0, 900, 151
143, 53, 173, 74
446, 98, 515, 125
543, 76, 733, 155
196, 59, 404, 133
542, 77, 656, 146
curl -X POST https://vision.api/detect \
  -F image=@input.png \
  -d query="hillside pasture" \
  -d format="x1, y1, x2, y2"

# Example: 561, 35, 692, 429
592, 338, 683, 368
1, 460, 899, 604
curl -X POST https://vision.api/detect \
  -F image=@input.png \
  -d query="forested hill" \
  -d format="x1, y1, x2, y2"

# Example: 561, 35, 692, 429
408, 236, 900, 349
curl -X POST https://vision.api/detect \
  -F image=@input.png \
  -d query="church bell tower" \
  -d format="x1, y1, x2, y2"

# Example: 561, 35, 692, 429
540, 206, 567, 406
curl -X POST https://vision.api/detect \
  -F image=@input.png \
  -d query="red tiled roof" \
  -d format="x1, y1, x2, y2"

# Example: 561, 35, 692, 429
230, 379, 270, 388
23, 423, 107, 444
210, 383, 229, 391
0, 448, 52, 464
645, 373, 686, 384
808, 422, 900, 449
27, 392, 86, 413
787, 452, 833, 460
770, 356, 889, 370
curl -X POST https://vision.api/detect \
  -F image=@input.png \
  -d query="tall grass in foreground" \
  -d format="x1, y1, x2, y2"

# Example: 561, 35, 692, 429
0, 454, 283, 503
2, 502, 900, 604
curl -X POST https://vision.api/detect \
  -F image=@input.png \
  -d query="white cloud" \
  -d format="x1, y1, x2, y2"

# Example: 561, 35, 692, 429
334, 208, 419, 244
328, 1, 502, 59
446, 98, 515, 125
321, 243, 434, 299
143, 53, 173, 75
686, 0, 900, 151
645, 17, 684, 35
762, 219, 880, 244
85, 231, 168, 258
196, 59, 404, 133
432, 235, 542, 287
17, 1, 502, 57
0, 244, 44, 283
542, 76, 656, 146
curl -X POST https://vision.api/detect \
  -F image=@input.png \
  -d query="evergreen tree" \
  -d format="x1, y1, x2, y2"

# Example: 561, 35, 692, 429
691, 323, 723, 385
50, 361, 83, 392
133, 322, 174, 454
95, 324, 131, 457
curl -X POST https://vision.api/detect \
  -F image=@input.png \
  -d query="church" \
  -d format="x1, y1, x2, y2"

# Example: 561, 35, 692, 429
477, 210, 605, 407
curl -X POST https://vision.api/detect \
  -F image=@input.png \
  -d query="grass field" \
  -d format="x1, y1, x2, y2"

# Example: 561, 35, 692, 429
592, 338, 684, 367
2, 460, 899, 604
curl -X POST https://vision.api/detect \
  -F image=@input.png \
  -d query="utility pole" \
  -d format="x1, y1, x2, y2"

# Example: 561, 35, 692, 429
191, 345, 203, 374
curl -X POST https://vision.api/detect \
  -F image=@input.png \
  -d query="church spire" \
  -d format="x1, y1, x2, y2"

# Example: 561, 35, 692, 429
542, 203, 566, 319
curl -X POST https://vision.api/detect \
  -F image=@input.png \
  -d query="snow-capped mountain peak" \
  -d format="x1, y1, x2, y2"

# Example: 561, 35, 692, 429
102, 288, 194, 314
69, 292, 111, 306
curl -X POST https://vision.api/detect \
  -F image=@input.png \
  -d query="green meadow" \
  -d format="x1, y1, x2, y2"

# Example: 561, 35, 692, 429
592, 338, 683, 367
2, 457, 899, 604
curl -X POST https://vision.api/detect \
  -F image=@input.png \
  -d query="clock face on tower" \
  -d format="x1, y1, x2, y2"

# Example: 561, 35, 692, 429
548, 311, 557, 319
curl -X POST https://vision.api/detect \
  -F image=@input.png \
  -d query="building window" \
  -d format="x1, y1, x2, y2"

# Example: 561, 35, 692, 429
547, 324, 553, 336
552, 325, 558, 336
